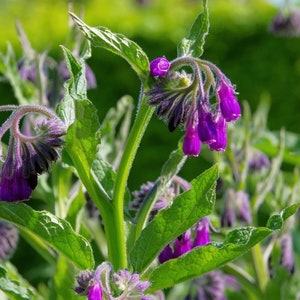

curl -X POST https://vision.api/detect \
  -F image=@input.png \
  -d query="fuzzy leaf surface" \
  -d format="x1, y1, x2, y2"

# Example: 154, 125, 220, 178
70, 13, 149, 80
0, 203, 94, 270
146, 203, 300, 292
177, 0, 209, 57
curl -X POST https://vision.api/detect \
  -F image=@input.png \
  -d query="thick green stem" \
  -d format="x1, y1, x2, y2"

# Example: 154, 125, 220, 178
111, 89, 154, 270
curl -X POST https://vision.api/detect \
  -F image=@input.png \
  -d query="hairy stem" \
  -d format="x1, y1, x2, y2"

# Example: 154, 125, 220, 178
111, 84, 154, 269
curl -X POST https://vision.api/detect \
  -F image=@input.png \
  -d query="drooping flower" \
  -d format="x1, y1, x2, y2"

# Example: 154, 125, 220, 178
147, 56, 241, 157
217, 78, 241, 122
208, 114, 227, 152
149, 57, 170, 77
183, 110, 201, 156
221, 189, 251, 228
88, 283, 103, 300
158, 217, 212, 264
193, 217, 211, 247
158, 244, 173, 264
0, 221, 19, 261
0, 137, 38, 202
173, 230, 192, 258
0, 105, 66, 202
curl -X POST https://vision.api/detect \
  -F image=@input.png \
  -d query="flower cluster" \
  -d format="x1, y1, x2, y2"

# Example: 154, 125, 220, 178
0, 105, 65, 202
74, 262, 151, 299
148, 57, 241, 156
130, 176, 191, 221
159, 217, 211, 263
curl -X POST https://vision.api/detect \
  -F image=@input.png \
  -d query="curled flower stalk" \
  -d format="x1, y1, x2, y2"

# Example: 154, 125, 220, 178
148, 56, 241, 156
0, 105, 66, 202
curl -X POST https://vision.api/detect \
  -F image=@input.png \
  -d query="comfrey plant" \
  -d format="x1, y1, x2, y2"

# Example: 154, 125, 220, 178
0, 1, 300, 299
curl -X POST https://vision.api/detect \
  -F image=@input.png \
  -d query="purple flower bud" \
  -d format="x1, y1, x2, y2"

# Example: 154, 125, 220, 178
193, 217, 211, 247
74, 270, 94, 296
88, 283, 103, 300
150, 57, 170, 76
173, 230, 192, 258
183, 112, 201, 156
198, 106, 217, 145
158, 244, 174, 264
218, 79, 241, 122
0, 221, 19, 261
0, 143, 37, 202
248, 151, 271, 172
208, 115, 227, 151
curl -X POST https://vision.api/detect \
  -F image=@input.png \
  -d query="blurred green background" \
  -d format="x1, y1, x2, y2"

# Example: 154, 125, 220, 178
1, 0, 300, 189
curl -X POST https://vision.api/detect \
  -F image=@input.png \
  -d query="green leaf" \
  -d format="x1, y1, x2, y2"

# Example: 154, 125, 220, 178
60, 98, 101, 175
0, 263, 41, 300
145, 203, 300, 292
69, 12, 149, 81
60, 46, 88, 100
145, 226, 272, 292
267, 203, 300, 230
57, 42, 112, 237
177, 0, 209, 57
130, 165, 218, 272
0, 203, 94, 270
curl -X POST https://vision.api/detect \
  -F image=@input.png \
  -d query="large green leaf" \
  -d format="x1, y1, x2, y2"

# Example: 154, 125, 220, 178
0, 203, 94, 270
130, 165, 218, 272
57, 46, 115, 211
145, 203, 300, 292
69, 13, 149, 81
177, 0, 209, 57
145, 226, 271, 292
